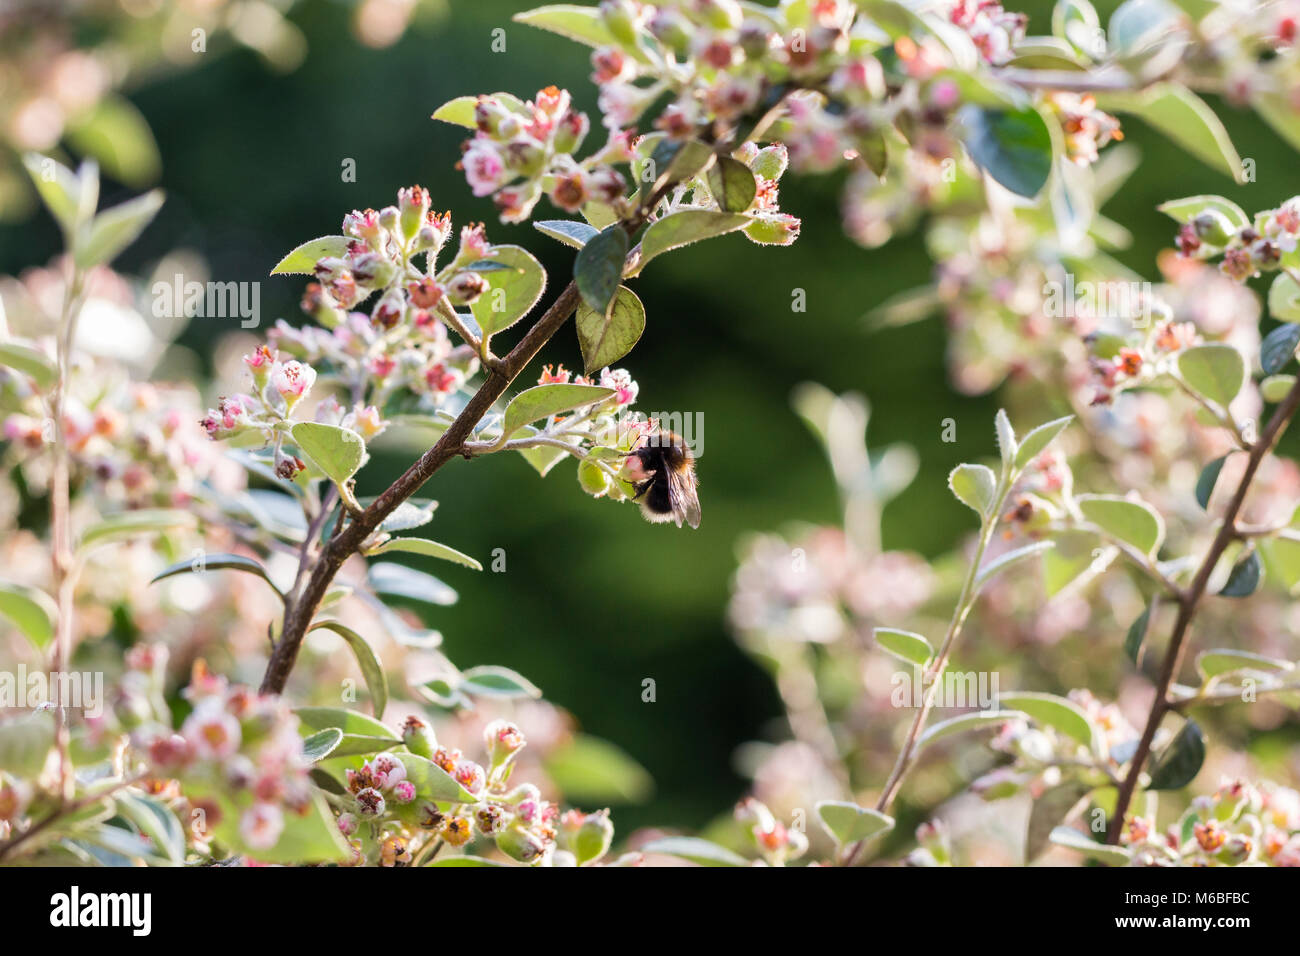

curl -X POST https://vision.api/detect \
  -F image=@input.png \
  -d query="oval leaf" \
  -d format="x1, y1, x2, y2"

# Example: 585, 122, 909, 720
873, 627, 933, 668
150, 552, 283, 600
639, 836, 748, 867
948, 462, 997, 516
470, 244, 547, 336
1147, 718, 1206, 791
0, 342, 56, 389
1177, 343, 1246, 407
366, 537, 482, 571
291, 422, 367, 485
309, 620, 389, 719
271, 236, 351, 276
1261, 322, 1300, 376
997, 691, 1095, 747
502, 383, 615, 437
574, 225, 628, 314
815, 800, 895, 846
636, 209, 751, 272
1077, 494, 1164, 556
576, 284, 645, 374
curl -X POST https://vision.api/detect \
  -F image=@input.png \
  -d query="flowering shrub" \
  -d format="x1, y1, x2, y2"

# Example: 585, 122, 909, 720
3, 0, 1300, 870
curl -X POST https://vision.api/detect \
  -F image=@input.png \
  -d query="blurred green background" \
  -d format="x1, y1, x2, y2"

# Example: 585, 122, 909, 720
2, 0, 1297, 830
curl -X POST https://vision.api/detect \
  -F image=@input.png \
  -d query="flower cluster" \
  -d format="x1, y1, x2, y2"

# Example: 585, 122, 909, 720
1120, 779, 1300, 867
1175, 196, 1300, 284
199, 187, 507, 479
333, 715, 612, 867
457, 85, 633, 222
138, 660, 317, 853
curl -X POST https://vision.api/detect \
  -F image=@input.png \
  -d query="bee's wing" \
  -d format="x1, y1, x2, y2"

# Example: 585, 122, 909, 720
667, 465, 701, 529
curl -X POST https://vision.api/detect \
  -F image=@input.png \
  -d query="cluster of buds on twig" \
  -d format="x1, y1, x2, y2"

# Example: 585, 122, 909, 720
1121, 778, 1300, 866
335, 716, 615, 866
458, 85, 634, 222
200, 188, 509, 479
1175, 197, 1300, 283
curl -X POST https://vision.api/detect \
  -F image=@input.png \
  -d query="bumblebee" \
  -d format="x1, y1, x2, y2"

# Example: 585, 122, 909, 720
624, 430, 700, 529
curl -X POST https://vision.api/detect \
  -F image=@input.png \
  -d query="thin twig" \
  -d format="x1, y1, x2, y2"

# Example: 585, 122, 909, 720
1105, 374, 1300, 843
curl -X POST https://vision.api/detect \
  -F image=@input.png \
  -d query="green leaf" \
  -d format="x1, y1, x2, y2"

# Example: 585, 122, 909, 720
0, 711, 55, 776
634, 209, 751, 273
706, 156, 758, 212
1026, 781, 1092, 862
115, 792, 185, 864
1261, 323, 1300, 376
998, 691, 1096, 747
301, 727, 345, 762
366, 536, 482, 571
76, 190, 165, 268
368, 561, 457, 607
1048, 826, 1133, 864
502, 383, 615, 437
1177, 343, 1246, 407
1196, 648, 1291, 681
994, 409, 1018, 470
0, 580, 56, 650
918, 709, 1027, 750
1043, 530, 1106, 595
960, 105, 1054, 198
1014, 415, 1072, 469
1268, 273, 1300, 321
1261, 374, 1297, 403
1077, 494, 1164, 556
294, 706, 395, 740
430, 92, 529, 128
0, 341, 56, 389
1218, 549, 1260, 597
1194, 455, 1227, 510
534, 219, 600, 248
1124, 601, 1154, 665
470, 244, 547, 336
1155, 194, 1249, 230
393, 751, 481, 802
458, 665, 542, 699
948, 463, 997, 516
65, 95, 161, 187
513, 4, 637, 54
639, 836, 747, 866
150, 552, 283, 599
873, 627, 933, 668
309, 621, 389, 720
543, 734, 653, 803
1262, 531, 1300, 592
1096, 84, 1241, 181
574, 225, 628, 314
78, 508, 197, 551
576, 284, 645, 374
1147, 718, 1205, 790
271, 235, 351, 276
815, 800, 895, 846
1251, 90, 1300, 153
22, 152, 82, 233
291, 422, 367, 485
976, 540, 1054, 588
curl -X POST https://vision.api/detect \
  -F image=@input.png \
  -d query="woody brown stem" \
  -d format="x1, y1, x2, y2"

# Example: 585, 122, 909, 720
1105, 374, 1300, 844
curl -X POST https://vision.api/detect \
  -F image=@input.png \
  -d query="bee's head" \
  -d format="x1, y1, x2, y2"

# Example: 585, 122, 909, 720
623, 447, 655, 482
